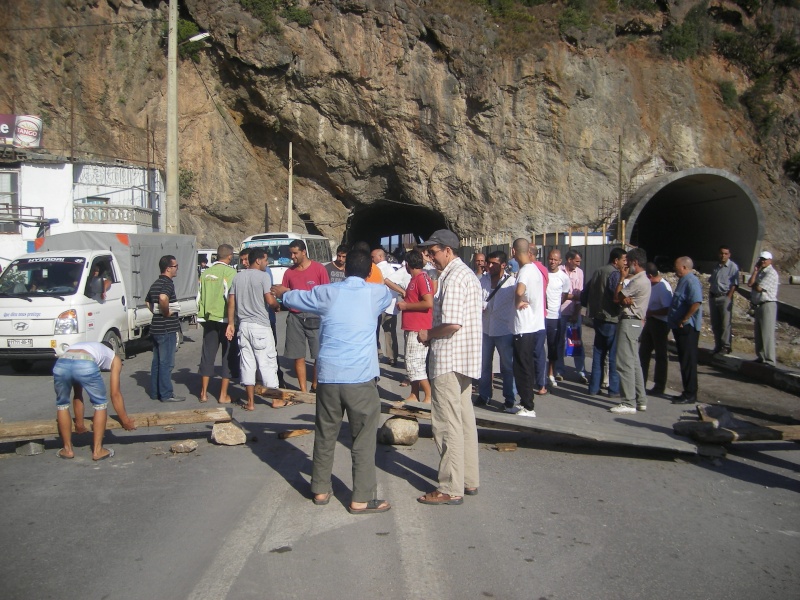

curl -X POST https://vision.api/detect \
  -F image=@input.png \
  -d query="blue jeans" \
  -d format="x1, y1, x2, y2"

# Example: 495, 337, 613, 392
53, 358, 108, 410
556, 314, 586, 376
151, 332, 177, 400
479, 333, 516, 406
588, 321, 619, 395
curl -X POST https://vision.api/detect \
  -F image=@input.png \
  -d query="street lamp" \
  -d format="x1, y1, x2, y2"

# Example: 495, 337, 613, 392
165, 0, 210, 235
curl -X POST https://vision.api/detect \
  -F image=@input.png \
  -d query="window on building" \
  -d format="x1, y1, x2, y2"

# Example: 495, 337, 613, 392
84, 196, 110, 205
0, 170, 19, 234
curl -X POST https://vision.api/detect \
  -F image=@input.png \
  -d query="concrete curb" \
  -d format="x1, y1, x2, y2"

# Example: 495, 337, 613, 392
696, 348, 800, 396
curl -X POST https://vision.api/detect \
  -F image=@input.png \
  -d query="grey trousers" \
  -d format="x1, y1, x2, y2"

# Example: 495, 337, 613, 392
639, 317, 670, 391
710, 295, 733, 352
430, 371, 480, 496
754, 301, 777, 366
616, 319, 647, 407
311, 380, 380, 503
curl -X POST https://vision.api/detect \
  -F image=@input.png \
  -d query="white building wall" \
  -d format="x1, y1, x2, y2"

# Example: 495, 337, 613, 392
0, 162, 164, 271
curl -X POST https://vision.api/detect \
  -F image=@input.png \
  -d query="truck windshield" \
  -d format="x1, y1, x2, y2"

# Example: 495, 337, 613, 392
0, 257, 86, 297
241, 240, 294, 268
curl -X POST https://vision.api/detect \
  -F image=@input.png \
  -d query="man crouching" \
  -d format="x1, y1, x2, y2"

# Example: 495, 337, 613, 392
53, 341, 136, 461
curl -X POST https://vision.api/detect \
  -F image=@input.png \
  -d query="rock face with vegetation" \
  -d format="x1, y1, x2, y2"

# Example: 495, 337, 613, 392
2, 0, 799, 269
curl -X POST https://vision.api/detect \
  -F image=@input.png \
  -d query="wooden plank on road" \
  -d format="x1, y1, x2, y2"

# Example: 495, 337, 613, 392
0, 407, 231, 444
387, 400, 704, 455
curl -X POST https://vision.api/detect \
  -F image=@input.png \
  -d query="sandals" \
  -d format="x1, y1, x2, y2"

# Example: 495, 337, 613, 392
271, 400, 298, 409
56, 449, 74, 460
417, 490, 463, 505
348, 499, 391, 515
313, 491, 332, 506
92, 448, 114, 462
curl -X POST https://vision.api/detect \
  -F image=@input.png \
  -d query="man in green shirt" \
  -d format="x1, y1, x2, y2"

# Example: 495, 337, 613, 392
198, 244, 238, 403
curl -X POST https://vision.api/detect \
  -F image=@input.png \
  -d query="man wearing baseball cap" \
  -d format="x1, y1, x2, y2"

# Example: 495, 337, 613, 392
748, 250, 780, 365
416, 229, 483, 505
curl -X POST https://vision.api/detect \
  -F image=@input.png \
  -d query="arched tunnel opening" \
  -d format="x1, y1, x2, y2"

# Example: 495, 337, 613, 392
625, 169, 764, 273
345, 201, 448, 250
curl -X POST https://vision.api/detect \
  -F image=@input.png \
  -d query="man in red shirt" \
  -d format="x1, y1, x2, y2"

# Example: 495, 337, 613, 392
282, 239, 330, 392
396, 250, 434, 403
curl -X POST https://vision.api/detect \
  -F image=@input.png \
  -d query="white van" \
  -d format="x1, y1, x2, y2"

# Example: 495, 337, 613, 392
239, 232, 332, 284
0, 232, 198, 372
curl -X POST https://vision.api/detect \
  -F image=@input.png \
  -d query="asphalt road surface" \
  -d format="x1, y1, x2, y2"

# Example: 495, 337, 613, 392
1, 314, 798, 600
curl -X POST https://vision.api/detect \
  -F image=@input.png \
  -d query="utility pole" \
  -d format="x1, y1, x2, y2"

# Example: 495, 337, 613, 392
287, 142, 293, 232
617, 134, 623, 242
165, 0, 179, 234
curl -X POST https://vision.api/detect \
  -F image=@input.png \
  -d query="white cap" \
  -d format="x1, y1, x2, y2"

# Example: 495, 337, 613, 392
759, 251, 773, 260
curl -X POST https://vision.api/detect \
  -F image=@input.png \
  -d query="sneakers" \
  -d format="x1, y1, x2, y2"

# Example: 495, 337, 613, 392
505, 405, 521, 414
609, 403, 636, 414
636, 404, 647, 412
160, 396, 186, 403
578, 372, 589, 385
548, 375, 558, 388
516, 407, 536, 418
554, 374, 564, 382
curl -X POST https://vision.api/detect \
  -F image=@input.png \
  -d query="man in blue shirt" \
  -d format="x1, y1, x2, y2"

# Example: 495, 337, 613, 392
272, 249, 393, 515
667, 256, 703, 404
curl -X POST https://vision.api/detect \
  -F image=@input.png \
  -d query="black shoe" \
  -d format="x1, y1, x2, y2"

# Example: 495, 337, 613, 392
671, 394, 696, 405
160, 396, 186, 403
473, 397, 490, 407
647, 387, 666, 397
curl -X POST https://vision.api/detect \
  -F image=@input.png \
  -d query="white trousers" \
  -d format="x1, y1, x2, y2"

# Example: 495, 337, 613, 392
238, 322, 279, 388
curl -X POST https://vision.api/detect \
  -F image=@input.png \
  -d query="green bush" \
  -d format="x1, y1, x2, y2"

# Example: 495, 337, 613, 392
282, 6, 313, 26
740, 76, 778, 140
621, 0, 659, 13
784, 153, 800, 183
660, 1, 715, 61
559, 7, 592, 33
240, 0, 281, 33
179, 168, 197, 200
718, 80, 738, 108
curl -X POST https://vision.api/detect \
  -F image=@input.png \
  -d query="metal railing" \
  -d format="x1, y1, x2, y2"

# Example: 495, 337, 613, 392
73, 203, 158, 227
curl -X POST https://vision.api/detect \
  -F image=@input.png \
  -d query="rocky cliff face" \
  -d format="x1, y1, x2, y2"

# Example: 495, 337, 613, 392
2, 0, 799, 270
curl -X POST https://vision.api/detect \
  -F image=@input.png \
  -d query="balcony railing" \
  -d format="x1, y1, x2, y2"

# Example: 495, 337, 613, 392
73, 203, 158, 228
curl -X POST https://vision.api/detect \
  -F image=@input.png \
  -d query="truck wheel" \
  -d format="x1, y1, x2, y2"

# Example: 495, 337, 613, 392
10, 360, 32, 373
103, 330, 125, 359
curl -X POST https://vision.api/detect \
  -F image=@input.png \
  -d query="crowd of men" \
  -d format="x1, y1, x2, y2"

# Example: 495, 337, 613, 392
51, 232, 780, 513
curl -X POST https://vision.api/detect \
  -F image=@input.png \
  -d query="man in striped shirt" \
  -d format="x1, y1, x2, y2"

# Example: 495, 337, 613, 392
146, 255, 184, 403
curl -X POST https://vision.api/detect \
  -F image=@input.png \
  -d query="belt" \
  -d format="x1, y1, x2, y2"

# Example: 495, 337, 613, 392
754, 300, 776, 306
620, 314, 641, 320
61, 352, 95, 361
710, 292, 727, 297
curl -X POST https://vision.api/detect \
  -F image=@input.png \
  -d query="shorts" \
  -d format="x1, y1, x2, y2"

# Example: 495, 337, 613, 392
404, 330, 429, 382
53, 357, 108, 411
284, 312, 320, 360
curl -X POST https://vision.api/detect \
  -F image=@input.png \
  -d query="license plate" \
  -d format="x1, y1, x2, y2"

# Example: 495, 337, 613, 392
7, 339, 33, 347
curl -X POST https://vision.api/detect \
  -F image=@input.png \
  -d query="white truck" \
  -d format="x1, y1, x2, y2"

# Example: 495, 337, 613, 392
0, 231, 198, 372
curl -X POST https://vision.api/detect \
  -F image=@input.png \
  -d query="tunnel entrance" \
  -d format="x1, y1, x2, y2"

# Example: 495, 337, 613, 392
346, 201, 448, 250
624, 168, 764, 272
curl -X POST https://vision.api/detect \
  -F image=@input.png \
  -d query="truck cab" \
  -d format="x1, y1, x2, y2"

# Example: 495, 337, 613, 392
0, 250, 128, 371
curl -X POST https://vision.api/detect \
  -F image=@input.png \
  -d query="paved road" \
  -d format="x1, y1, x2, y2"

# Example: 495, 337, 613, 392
1, 315, 798, 599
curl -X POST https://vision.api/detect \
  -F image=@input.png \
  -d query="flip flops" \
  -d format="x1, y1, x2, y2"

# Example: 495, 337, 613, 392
93, 448, 114, 462
271, 400, 298, 409
313, 491, 332, 506
417, 491, 463, 505
347, 499, 391, 515
56, 449, 74, 460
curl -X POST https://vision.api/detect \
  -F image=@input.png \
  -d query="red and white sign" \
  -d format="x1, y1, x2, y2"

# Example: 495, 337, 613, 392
1, 114, 43, 148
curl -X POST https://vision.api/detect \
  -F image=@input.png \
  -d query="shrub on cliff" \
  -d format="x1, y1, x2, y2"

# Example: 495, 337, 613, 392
660, 1, 715, 61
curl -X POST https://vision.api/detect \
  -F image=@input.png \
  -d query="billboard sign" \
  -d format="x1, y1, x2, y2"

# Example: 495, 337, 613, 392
1, 114, 43, 148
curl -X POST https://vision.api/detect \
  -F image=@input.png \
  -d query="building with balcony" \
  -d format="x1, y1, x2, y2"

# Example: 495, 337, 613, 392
0, 154, 163, 269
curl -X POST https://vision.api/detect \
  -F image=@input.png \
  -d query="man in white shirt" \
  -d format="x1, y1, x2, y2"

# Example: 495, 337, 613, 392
638, 262, 673, 396
545, 249, 570, 388
372, 248, 404, 366
476, 250, 517, 409
511, 238, 546, 417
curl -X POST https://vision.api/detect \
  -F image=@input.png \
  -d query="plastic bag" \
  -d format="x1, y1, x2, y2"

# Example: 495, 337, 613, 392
565, 325, 583, 357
